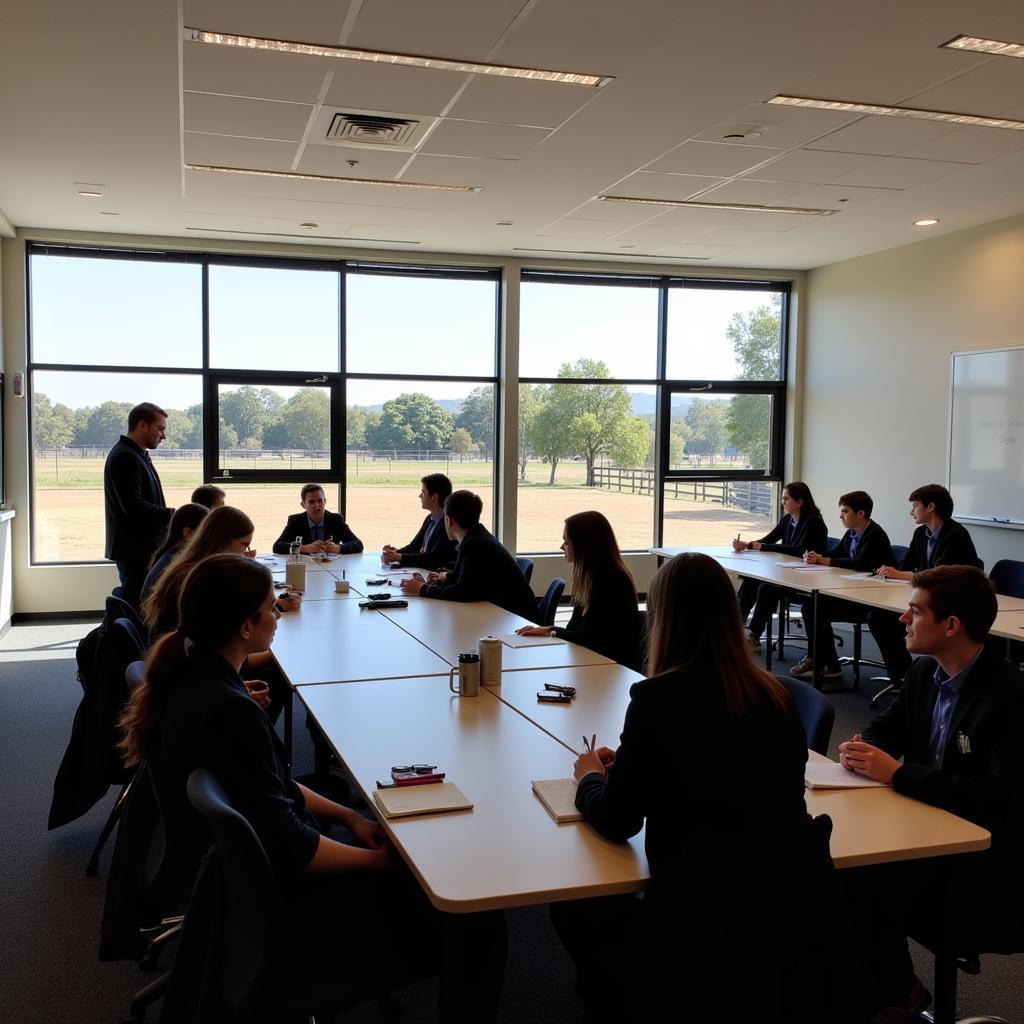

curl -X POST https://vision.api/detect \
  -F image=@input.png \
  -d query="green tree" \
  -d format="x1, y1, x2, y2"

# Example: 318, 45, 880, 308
76, 400, 133, 447
221, 385, 269, 448
608, 414, 651, 467
454, 386, 494, 459
163, 409, 194, 449
32, 393, 75, 449
684, 398, 728, 456
448, 427, 476, 454
270, 389, 331, 450
346, 405, 370, 450
517, 384, 541, 480
528, 395, 569, 485
669, 417, 693, 465
366, 393, 453, 451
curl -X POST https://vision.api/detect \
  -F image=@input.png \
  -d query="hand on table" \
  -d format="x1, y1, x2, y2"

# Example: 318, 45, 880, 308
573, 750, 608, 780
243, 679, 271, 710
300, 540, 324, 555
516, 625, 555, 637
349, 814, 388, 851
426, 571, 445, 583
276, 591, 302, 612
803, 551, 827, 565
731, 538, 746, 553
401, 574, 425, 596
838, 733, 899, 785
244, 547, 257, 559
323, 538, 341, 555
381, 545, 400, 565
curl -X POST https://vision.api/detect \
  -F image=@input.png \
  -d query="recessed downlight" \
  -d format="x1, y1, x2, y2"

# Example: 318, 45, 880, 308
914, 218, 940, 226
767, 94, 1024, 131
299, 222, 318, 229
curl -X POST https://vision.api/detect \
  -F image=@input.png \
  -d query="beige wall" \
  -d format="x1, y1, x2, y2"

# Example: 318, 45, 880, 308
803, 212, 1024, 568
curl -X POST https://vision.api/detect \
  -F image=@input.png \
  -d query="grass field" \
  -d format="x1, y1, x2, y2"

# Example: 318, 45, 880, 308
31, 454, 774, 562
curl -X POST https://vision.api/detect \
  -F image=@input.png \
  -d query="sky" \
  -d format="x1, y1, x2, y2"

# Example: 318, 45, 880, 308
28, 253, 779, 411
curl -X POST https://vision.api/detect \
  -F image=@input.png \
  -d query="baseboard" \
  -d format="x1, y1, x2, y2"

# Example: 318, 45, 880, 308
11, 610, 103, 624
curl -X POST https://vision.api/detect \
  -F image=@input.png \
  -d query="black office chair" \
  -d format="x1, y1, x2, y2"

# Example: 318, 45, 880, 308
537, 577, 565, 628
170, 769, 419, 1023
515, 557, 535, 584
776, 675, 835, 755
111, 587, 147, 638
989, 559, 1024, 598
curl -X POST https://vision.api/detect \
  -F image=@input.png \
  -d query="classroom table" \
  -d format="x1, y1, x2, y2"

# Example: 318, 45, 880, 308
271, 568, 367, 600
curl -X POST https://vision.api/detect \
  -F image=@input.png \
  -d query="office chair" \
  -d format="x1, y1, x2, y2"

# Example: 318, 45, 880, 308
515, 557, 535, 584
536, 577, 565, 628
111, 587, 147, 638
776, 676, 835, 755
989, 559, 1024, 598
173, 769, 418, 1023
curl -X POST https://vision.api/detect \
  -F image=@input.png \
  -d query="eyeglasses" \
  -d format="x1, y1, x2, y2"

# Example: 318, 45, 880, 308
543, 683, 576, 697
391, 764, 438, 774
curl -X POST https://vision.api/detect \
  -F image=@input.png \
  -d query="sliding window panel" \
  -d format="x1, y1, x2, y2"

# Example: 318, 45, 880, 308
666, 285, 784, 381
208, 264, 340, 372
346, 272, 498, 377
30, 370, 203, 563
662, 480, 779, 548
667, 392, 775, 475
29, 252, 202, 367
519, 277, 659, 379
345, 379, 496, 550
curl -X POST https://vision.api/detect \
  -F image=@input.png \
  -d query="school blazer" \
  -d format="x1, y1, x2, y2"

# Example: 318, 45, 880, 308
897, 519, 980, 573
103, 436, 171, 563
395, 514, 458, 570
272, 511, 363, 554
825, 520, 894, 571
755, 512, 828, 556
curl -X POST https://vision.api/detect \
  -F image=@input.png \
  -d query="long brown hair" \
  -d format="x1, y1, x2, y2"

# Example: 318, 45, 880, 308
148, 502, 210, 570
120, 555, 272, 767
142, 506, 254, 632
564, 511, 635, 614
646, 553, 788, 716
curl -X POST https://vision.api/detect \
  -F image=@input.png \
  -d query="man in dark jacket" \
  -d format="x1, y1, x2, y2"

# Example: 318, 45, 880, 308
400, 490, 538, 622
380, 472, 457, 570
839, 565, 1024, 1022
272, 484, 363, 555
868, 484, 981, 685
103, 402, 173, 604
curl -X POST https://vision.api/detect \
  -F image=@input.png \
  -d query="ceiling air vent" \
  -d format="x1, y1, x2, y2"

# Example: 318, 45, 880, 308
326, 113, 419, 146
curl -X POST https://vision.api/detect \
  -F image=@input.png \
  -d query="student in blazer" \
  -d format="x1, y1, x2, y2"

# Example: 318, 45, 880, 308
732, 481, 828, 648
400, 490, 538, 623
272, 484, 363, 555
868, 484, 981, 685
838, 566, 1024, 1021
792, 490, 895, 680
381, 472, 457, 570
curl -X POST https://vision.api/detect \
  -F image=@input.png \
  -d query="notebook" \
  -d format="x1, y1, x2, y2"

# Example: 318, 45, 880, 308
532, 778, 584, 822
804, 761, 886, 790
372, 782, 473, 818
497, 633, 567, 648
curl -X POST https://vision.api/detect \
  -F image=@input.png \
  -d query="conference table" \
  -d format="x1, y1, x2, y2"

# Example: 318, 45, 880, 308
269, 549, 990, 1024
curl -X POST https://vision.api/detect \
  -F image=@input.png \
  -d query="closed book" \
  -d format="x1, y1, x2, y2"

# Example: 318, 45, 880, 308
531, 778, 584, 823
372, 782, 473, 819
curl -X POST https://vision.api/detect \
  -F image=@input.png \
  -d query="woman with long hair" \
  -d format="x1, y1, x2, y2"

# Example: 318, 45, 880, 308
140, 502, 209, 604
732, 481, 828, 650
515, 511, 642, 669
550, 554, 843, 1021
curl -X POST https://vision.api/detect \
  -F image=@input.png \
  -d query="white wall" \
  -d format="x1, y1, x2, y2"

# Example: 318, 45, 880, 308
803, 212, 1024, 569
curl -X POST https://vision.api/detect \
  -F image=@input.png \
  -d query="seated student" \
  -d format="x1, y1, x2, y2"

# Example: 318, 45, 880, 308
731, 481, 828, 650
381, 472, 458, 570
191, 484, 226, 509
514, 511, 642, 669
551, 554, 853, 1021
140, 502, 209, 605
792, 490, 894, 680
272, 484, 363, 556
118, 554, 506, 1021
838, 566, 1024, 1023
867, 484, 980, 688
400, 490, 538, 623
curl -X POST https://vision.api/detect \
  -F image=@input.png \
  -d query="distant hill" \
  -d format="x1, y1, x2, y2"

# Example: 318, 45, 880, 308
629, 391, 694, 417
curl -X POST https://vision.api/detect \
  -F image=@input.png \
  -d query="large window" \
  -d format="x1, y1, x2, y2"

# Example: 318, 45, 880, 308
26, 247, 500, 564
519, 273, 788, 553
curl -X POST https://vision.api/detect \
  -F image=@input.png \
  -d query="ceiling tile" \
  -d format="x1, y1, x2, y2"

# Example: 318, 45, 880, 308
349, 0, 526, 60
606, 223, 711, 244
568, 199, 661, 223
828, 156, 967, 189
806, 115, 955, 156
515, 240, 670, 258
323, 62, 466, 116
448, 76, 595, 128
656, 244, 741, 260
894, 125, 1024, 164
182, 0, 353, 42
645, 206, 759, 230
698, 179, 807, 204
421, 120, 549, 159
346, 224, 423, 243
184, 211, 270, 232
647, 141, 784, 178
183, 42, 330, 104
778, 183, 897, 209
695, 102, 856, 149
693, 228, 805, 245
746, 149, 875, 184
298, 144, 410, 179
184, 133, 302, 171
265, 218, 353, 238
603, 172, 724, 202
404, 153, 515, 187
906, 60, 1024, 117
535, 219, 620, 239
184, 93, 313, 141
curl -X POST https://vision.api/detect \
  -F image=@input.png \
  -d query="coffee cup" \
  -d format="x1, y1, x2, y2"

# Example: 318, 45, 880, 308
334, 578, 350, 594
448, 652, 480, 696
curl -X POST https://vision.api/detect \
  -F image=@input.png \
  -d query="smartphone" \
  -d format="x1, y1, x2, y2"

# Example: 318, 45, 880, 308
537, 693, 572, 703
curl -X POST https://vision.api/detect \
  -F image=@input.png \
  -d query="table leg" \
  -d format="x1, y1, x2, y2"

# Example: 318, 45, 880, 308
438, 909, 507, 1023
930, 946, 957, 1024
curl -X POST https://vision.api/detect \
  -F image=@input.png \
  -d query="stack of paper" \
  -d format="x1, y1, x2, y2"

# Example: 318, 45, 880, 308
804, 761, 886, 790
532, 778, 584, 822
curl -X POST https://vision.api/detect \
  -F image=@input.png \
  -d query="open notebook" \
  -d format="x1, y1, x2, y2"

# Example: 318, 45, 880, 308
532, 778, 584, 822
805, 761, 886, 790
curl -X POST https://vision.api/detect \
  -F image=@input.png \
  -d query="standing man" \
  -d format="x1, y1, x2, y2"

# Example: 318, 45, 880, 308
838, 566, 1024, 1021
272, 484, 363, 555
868, 484, 980, 688
381, 472, 457, 570
104, 402, 173, 604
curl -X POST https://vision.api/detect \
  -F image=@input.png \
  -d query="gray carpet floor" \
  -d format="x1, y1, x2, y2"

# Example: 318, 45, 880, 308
1, 617, 1020, 1022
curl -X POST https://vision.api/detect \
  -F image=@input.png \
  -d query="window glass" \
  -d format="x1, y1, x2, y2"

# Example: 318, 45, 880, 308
30, 254, 202, 367
668, 392, 774, 473
661, 481, 779, 548
211, 482, 320, 556
209, 264, 340, 371
346, 274, 496, 377
345, 379, 496, 549
31, 370, 203, 562
666, 288, 783, 381
519, 280, 658, 379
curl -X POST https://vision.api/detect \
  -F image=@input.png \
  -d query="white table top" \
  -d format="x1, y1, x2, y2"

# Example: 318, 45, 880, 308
272, 570, 366, 601
989, 610, 1024, 641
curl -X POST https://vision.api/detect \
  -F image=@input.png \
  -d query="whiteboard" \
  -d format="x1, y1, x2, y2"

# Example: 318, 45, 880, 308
948, 346, 1024, 529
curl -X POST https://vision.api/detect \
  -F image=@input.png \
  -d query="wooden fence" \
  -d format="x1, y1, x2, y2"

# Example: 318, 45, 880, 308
593, 465, 774, 516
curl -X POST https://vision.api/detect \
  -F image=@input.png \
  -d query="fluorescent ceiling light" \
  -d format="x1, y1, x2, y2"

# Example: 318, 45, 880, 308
914, 218, 940, 226
185, 28, 612, 87
768, 94, 1024, 131
185, 163, 481, 192
941, 34, 1024, 59
595, 195, 836, 216
77, 190, 103, 197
